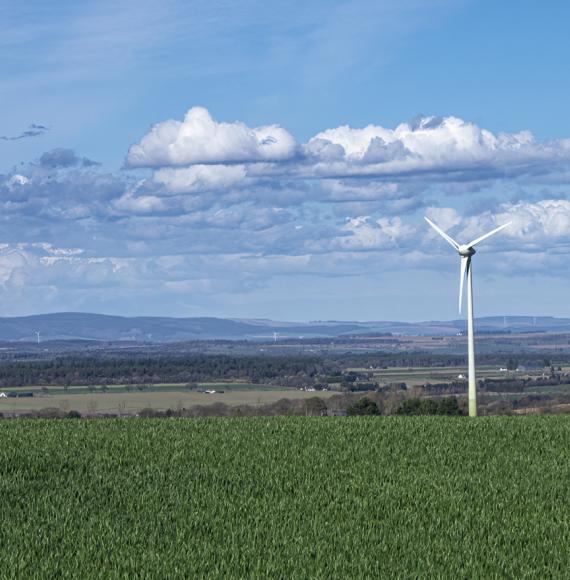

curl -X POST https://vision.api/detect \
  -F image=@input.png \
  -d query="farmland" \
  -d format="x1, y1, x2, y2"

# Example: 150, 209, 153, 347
2, 362, 570, 417
0, 384, 335, 415
0, 417, 568, 577
2, 337, 570, 417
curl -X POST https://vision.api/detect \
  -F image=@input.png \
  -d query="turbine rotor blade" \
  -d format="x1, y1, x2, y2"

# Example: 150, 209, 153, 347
467, 221, 512, 248
459, 256, 469, 313
424, 217, 460, 250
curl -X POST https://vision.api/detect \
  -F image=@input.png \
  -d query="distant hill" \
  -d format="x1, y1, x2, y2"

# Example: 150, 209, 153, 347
0, 313, 364, 342
0, 312, 569, 343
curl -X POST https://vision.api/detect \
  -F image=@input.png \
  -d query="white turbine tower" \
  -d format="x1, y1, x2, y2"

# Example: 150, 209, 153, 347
424, 217, 511, 417
35, 331, 40, 345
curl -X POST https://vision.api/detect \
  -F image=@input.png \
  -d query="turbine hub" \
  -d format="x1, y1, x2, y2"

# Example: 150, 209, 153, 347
458, 245, 475, 257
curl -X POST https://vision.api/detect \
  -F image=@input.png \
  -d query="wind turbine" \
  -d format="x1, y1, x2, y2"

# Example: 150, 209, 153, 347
424, 217, 511, 417
35, 331, 40, 345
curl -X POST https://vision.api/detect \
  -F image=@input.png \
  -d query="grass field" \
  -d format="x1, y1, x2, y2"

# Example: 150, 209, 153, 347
0, 417, 568, 577
0, 386, 335, 414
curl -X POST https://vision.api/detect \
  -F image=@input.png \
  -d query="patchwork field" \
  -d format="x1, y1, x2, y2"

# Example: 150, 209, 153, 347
348, 364, 559, 386
0, 417, 568, 577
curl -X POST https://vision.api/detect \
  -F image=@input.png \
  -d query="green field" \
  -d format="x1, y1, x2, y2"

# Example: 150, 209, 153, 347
0, 417, 569, 577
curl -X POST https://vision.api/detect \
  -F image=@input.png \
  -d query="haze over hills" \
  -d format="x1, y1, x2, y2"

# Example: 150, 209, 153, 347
0, 312, 569, 343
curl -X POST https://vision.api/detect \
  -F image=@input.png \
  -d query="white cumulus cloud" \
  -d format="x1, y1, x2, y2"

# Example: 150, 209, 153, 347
304, 115, 570, 179
127, 106, 297, 167
324, 216, 415, 251
472, 199, 570, 242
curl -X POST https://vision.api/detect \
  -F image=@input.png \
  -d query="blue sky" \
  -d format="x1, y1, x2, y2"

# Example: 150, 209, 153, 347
1, 0, 570, 321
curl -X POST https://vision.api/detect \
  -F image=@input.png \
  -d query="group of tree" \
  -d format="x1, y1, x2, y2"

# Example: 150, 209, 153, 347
347, 398, 380, 416
480, 373, 570, 393
395, 397, 464, 416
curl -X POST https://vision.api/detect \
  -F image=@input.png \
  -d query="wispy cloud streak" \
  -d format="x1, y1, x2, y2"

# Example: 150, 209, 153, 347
0, 124, 49, 141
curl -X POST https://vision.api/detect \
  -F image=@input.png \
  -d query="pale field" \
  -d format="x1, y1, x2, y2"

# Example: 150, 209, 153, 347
0, 388, 336, 415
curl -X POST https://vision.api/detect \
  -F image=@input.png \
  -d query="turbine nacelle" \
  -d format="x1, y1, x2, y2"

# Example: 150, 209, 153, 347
458, 245, 475, 257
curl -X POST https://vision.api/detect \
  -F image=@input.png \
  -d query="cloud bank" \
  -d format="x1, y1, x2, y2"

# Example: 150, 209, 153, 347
2, 107, 570, 316
128, 109, 570, 184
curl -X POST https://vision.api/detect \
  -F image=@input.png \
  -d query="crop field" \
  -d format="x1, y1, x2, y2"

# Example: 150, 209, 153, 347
0, 417, 569, 578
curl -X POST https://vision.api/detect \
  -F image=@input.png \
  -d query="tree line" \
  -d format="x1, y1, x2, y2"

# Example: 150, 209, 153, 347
0, 355, 333, 387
